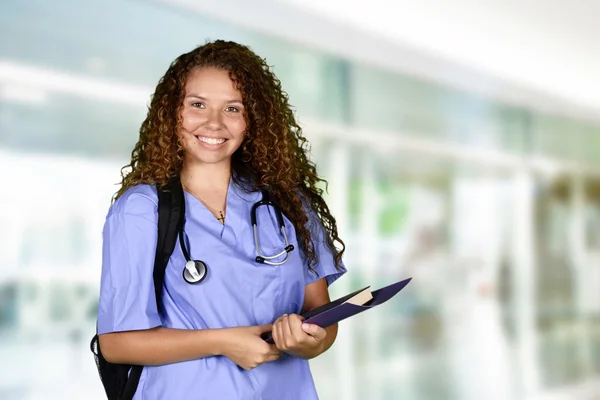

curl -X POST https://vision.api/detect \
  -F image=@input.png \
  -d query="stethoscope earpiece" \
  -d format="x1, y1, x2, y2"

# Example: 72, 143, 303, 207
183, 260, 207, 284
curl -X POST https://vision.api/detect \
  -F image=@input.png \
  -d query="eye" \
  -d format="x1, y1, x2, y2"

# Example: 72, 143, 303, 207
225, 106, 240, 113
191, 102, 205, 108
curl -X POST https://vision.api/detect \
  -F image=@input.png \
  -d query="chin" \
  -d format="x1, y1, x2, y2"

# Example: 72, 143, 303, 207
187, 152, 232, 166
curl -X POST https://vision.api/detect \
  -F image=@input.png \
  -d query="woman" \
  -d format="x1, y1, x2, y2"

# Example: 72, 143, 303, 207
97, 40, 346, 399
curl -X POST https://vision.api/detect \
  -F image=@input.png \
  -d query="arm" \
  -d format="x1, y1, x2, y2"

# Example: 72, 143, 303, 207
99, 327, 223, 365
300, 277, 339, 357
99, 324, 280, 368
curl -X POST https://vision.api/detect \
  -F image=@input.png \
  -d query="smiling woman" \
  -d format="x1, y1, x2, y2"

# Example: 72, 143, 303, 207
95, 40, 347, 400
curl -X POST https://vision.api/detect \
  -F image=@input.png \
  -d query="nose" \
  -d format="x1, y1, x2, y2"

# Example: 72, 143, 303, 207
205, 109, 224, 130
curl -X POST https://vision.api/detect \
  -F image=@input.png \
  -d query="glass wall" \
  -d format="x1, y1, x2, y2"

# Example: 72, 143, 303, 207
1, 1, 600, 399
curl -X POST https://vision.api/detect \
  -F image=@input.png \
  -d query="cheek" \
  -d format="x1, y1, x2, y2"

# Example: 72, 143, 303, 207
227, 118, 247, 138
181, 111, 205, 131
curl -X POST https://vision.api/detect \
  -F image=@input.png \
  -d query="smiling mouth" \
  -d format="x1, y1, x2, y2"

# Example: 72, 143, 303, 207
196, 136, 227, 145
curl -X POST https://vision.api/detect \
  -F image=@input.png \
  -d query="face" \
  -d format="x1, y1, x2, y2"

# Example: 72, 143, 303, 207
179, 67, 247, 167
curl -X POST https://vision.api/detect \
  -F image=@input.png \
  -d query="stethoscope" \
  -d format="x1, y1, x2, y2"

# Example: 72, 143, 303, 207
181, 190, 295, 284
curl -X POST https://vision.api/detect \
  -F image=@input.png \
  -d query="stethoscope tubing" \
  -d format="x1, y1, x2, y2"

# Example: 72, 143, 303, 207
179, 189, 294, 283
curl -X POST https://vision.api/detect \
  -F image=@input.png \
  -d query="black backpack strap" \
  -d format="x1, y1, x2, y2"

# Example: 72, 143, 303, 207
121, 366, 142, 400
153, 177, 185, 306
120, 178, 185, 400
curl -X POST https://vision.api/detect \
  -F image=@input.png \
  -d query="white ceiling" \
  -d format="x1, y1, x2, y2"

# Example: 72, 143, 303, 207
275, 0, 600, 119
164, 0, 600, 122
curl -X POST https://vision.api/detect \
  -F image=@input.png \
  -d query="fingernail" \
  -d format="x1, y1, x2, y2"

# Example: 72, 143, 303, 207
302, 323, 309, 331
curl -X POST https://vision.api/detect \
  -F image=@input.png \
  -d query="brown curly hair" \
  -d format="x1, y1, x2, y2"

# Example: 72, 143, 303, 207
115, 40, 345, 273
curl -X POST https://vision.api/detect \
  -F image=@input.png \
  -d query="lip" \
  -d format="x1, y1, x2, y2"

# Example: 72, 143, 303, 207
195, 135, 228, 149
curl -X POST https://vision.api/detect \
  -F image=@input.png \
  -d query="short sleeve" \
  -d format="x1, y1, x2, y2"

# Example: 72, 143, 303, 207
97, 186, 162, 335
302, 209, 347, 287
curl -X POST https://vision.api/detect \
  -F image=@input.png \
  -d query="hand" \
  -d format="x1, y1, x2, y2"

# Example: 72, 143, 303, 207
271, 314, 327, 359
220, 324, 282, 370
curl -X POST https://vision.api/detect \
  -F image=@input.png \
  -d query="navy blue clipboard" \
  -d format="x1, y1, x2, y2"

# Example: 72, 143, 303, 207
261, 277, 412, 343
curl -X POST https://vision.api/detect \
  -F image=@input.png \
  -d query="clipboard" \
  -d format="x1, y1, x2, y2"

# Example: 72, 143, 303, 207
261, 277, 412, 343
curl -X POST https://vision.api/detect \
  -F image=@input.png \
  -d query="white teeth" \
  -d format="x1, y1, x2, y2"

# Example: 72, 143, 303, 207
197, 136, 226, 145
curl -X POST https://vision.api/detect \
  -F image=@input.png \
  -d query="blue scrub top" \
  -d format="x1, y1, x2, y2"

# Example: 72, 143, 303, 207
97, 179, 346, 400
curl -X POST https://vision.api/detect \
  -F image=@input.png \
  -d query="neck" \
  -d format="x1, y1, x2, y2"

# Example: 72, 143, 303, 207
180, 160, 232, 193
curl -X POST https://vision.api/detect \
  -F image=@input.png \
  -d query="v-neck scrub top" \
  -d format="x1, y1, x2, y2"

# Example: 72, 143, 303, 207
97, 180, 346, 400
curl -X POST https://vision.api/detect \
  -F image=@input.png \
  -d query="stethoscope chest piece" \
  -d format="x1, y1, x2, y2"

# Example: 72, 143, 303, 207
183, 260, 207, 284
177, 187, 293, 285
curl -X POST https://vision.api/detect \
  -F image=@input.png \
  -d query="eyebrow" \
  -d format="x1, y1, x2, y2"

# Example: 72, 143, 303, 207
185, 95, 243, 104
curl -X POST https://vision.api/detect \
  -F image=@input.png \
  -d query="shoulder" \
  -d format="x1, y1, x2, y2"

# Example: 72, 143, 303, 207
297, 193, 321, 229
108, 184, 158, 219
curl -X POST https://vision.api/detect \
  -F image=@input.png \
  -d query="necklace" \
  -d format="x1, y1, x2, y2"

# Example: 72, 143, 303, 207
182, 183, 226, 224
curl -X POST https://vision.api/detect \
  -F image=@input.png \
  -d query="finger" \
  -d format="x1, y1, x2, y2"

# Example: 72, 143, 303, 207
287, 314, 306, 343
257, 323, 273, 334
275, 318, 286, 349
274, 314, 287, 326
271, 321, 281, 347
266, 350, 282, 362
268, 343, 282, 356
301, 323, 327, 341
281, 315, 294, 344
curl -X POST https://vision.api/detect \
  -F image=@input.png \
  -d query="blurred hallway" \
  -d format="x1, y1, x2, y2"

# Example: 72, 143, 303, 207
1, 1, 600, 399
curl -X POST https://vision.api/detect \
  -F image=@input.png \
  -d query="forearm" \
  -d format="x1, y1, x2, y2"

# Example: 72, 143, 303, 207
321, 323, 338, 353
98, 326, 229, 366
301, 323, 338, 360
300, 278, 339, 359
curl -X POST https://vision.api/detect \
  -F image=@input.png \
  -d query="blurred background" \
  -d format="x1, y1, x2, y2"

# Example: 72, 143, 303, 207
1, 0, 600, 399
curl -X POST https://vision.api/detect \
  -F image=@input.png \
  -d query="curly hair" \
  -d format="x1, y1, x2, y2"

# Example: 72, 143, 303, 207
115, 40, 345, 273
